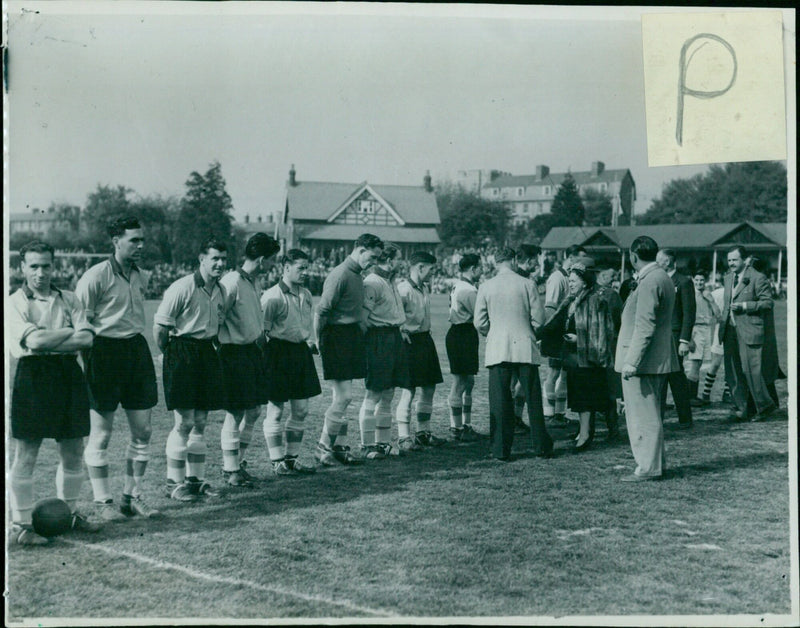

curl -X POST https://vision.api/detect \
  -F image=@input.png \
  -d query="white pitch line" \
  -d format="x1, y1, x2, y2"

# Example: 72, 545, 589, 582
64, 539, 394, 618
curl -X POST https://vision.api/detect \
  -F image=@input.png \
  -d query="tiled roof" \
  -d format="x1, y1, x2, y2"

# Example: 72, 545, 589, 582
483, 169, 632, 189
298, 224, 440, 244
540, 222, 787, 250
287, 181, 440, 225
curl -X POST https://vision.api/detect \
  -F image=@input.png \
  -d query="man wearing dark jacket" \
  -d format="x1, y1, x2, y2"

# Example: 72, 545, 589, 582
656, 249, 695, 429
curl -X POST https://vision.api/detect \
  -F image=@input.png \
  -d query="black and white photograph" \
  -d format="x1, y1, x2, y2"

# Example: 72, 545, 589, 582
3, 2, 797, 625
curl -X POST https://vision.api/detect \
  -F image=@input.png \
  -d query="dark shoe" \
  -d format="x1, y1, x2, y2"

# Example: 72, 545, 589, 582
534, 449, 554, 459
166, 481, 198, 502
485, 453, 511, 462
285, 456, 317, 474
665, 403, 675, 411
70, 512, 103, 533
726, 410, 748, 423
10, 523, 49, 546
621, 473, 662, 483
332, 445, 365, 465
462, 425, 485, 440
751, 405, 778, 422
187, 477, 220, 498
513, 417, 529, 433
238, 460, 257, 483
120, 494, 163, 519
690, 398, 709, 407
546, 413, 570, 427
224, 468, 253, 487
415, 431, 446, 447
574, 434, 593, 452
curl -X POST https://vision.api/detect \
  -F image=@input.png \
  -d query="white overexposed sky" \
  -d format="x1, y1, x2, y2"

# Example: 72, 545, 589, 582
4, 3, 792, 221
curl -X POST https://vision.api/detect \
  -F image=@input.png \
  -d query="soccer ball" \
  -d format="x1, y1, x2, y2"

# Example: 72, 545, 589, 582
31, 498, 73, 538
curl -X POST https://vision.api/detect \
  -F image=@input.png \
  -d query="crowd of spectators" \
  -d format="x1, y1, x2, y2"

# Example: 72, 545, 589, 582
7, 246, 784, 300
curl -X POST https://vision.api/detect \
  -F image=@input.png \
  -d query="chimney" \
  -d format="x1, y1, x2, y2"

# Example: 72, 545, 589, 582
244, 214, 250, 224
591, 161, 605, 176
535, 165, 550, 180
423, 170, 433, 193
289, 164, 297, 187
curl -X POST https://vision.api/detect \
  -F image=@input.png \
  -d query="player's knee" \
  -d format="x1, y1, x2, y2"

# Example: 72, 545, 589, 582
292, 405, 309, 422
61, 441, 85, 472
244, 406, 261, 424
83, 442, 109, 468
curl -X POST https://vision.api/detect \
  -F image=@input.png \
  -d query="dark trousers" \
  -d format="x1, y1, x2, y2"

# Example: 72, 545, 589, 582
488, 363, 552, 458
661, 331, 693, 425
722, 325, 774, 416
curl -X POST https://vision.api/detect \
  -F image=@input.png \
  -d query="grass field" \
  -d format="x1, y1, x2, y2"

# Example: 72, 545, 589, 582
5, 296, 794, 623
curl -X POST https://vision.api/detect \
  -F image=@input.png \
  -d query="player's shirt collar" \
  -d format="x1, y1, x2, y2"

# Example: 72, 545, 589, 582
237, 266, 256, 285
109, 254, 138, 278
372, 266, 394, 280
344, 257, 362, 274
21, 283, 62, 300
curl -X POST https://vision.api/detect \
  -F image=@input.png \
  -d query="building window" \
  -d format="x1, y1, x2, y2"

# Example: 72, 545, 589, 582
543, 186, 551, 195
600, 182, 607, 192
517, 187, 524, 197
492, 188, 499, 197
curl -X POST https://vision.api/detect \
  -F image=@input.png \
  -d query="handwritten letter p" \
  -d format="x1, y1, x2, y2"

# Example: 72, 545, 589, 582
676, 33, 737, 146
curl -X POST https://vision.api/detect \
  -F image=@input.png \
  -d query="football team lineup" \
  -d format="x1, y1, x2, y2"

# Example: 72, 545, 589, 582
6, 226, 791, 620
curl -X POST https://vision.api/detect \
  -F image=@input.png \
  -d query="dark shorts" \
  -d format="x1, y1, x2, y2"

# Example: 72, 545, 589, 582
264, 338, 321, 403
445, 323, 479, 376
365, 326, 406, 392
548, 357, 564, 369
320, 323, 366, 381
219, 342, 269, 410
11, 355, 90, 441
83, 334, 158, 412
397, 331, 444, 389
163, 337, 226, 411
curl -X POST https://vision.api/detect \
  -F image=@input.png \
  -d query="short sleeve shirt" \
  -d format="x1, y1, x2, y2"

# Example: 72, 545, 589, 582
397, 278, 431, 334
7, 285, 94, 358
75, 257, 147, 338
261, 281, 314, 344
448, 278, 478, 324
545, 267, 570, 310
153, 271, 226, 339
363, 270, 405, 328
218, 268, 263, 345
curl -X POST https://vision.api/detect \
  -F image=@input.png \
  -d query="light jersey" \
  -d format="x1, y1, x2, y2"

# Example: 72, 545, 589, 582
363, 270, 405, 328
6, 285, 94, 359
694, 289, 716, 326
74, 257, 147, 338
397, 278, 431, 334
154, 271, 226, 339
545, 267, 570, 311
261, 280, 314, 344
218, 268, 263, 345
448, 278, 478, 325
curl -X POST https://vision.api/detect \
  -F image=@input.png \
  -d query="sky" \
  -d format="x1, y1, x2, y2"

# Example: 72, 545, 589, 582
5, 3, 789, 222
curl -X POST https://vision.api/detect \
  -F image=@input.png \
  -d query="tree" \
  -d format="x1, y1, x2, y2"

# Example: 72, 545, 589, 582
639, 161, 787, 224
550, 173, 584, 226
130, 194, 180, 265
435, 186, 511, 248
173, 161, 235, 265
82, 185, 134, 251
581, 188, 613, 226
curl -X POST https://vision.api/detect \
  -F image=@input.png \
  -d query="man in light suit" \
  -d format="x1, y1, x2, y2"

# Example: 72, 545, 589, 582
718, 246, 776, 422
616, 236, 679, 482
474, 247, 551, 461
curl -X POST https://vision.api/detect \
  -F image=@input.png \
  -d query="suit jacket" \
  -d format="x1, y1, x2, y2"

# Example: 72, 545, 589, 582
670, 271, 696, 342
474, 266, 545, 367
615, 262, 679, 375
718, 265, 772, 346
